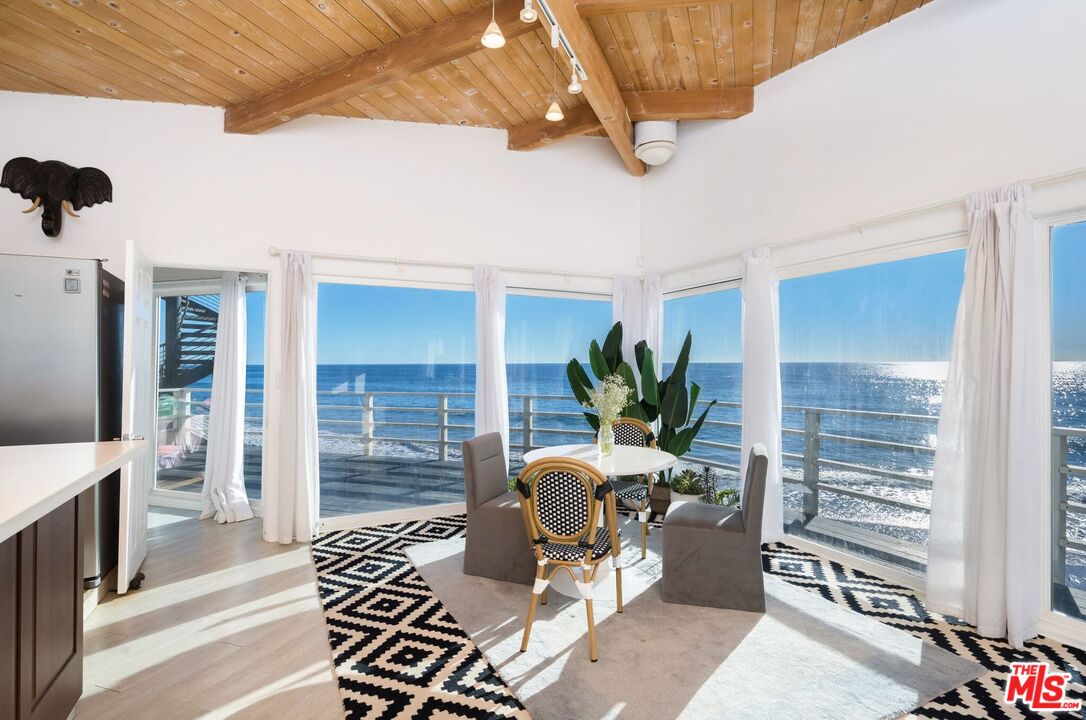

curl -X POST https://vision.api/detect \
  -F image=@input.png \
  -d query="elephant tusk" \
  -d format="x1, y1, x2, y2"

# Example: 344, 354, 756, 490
62, 200, 80, 218
22, 197, 41, 213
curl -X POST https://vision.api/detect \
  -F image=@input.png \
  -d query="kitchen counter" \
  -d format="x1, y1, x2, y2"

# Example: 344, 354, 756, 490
0, 440, 145, 545
1, 439, 144, 720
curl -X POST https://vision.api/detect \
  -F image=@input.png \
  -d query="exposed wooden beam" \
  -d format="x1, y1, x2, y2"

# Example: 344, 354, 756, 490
224, 0, 535, 134
507, 104, 602, 151
575, 0, 713, 17
507, 89, 753, 149
545, 0, 645, 175
623, 88, 753, 120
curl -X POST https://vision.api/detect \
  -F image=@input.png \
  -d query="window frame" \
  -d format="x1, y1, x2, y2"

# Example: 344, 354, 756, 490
311, 275, 478, 530
1039, 212, 1086, 650
310, 275, 613, 531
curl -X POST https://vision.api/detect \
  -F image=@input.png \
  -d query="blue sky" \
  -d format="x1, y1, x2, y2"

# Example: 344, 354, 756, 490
1053, 221, 1086, 361
312, 285, 611, 364
664, 249, 966, 363
663, 287, 742, 363
240, 223, 1085, 365
246, 291, 265, 364
779, 249, 966, 363
315, 283, 475, 364
505, 294, 611, 364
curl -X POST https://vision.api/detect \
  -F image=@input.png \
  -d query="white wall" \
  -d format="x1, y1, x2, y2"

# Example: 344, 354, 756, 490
642, 0, 1086, 285
0, 91, 641, 281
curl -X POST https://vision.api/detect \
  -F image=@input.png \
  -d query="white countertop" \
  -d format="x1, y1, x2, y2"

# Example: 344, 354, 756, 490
0, 440, 147, 543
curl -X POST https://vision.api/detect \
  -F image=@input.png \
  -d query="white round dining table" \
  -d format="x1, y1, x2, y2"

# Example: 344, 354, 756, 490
522, 443, 678, 477
520, 443, 677, 600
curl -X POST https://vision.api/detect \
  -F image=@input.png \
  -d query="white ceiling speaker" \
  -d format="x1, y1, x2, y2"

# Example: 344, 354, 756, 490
633, 120, 678, 166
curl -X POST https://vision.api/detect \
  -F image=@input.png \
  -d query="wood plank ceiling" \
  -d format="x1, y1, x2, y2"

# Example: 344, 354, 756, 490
0, 0, 933, 170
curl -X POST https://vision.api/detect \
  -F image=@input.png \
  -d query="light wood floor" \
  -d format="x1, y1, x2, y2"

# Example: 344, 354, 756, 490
74, 509, 344, 720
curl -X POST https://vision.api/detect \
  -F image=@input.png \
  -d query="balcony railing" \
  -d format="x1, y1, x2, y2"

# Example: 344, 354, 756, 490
155, 387, 1080, 577
1052, 427, 1086, 580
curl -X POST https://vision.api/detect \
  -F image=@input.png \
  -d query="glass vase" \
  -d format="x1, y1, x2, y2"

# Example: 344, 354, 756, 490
600, 425, 615, 455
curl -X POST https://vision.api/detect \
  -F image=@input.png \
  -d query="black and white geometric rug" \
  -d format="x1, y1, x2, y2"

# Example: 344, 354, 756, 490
312, 516, 1086, 719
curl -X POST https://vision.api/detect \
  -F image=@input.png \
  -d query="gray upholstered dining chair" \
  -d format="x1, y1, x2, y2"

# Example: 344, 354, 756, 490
462, 433, 536, 586
661, 443, 769, 612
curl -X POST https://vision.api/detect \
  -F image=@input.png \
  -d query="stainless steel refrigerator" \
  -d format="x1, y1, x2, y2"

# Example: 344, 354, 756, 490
0, 252, 124, 588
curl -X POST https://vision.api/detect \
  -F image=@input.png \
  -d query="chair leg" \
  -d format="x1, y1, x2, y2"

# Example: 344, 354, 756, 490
582, 564, 598, 662
540, 587, 548, 606
615, 563, 623, 614
521, 562, 546, 653
640, 498, 648, 559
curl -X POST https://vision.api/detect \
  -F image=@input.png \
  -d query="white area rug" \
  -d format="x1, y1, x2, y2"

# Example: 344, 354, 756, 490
406, 517, 982, 720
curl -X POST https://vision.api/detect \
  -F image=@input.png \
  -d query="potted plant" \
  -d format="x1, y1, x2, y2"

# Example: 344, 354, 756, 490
566, 322, 718, 515
669, 468, 704, 503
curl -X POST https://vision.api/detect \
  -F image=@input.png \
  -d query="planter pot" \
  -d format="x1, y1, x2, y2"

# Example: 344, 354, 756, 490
670, 491, 702, 504
648, 484, 671, 517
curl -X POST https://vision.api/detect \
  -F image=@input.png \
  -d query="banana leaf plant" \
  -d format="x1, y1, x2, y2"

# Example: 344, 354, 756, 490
566, 322, 717, 483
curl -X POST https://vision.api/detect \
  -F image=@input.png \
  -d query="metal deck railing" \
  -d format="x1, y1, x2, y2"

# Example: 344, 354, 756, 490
155, 387, 1082, 577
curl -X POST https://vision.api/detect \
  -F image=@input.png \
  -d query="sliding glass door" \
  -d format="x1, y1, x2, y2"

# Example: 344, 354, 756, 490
1050, 220, 1086, 620
777, 251, 964, 574
315, 282, 474, 518
154, 283, 265, 501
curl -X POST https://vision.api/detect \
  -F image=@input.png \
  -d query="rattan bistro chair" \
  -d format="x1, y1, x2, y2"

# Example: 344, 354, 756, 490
515, 457, 623, 662
596, 416, 656, 559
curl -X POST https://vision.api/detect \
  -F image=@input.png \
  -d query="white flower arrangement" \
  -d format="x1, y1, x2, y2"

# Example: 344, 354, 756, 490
582, 374, 632, 427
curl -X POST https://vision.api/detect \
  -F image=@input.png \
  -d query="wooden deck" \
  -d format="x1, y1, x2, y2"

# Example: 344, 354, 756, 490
797, 514, 928, 574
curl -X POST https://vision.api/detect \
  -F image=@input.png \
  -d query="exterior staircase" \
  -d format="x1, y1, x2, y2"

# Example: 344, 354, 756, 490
158, 294, 219, 389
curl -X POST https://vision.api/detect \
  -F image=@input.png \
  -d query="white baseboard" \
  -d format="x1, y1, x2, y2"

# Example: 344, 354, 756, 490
318, 503, 466, 533
1038, 611, 1086, 651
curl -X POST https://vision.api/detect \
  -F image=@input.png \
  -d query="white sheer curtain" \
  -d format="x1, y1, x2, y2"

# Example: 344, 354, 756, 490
740, 247, 784, 543
200, 272, 254, 523
927, 182, 1045, 648
264, 251, 320, 544
612, 274, 663, 376
474, 266, 509, 470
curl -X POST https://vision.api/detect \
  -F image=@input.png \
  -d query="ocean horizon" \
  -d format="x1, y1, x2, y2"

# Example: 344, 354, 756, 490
177, 360, 1086, 476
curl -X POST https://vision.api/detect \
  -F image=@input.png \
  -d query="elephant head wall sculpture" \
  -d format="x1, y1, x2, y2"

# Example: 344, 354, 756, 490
1, 157, 112, 237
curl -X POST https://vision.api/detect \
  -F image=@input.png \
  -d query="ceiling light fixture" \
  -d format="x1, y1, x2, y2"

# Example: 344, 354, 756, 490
567, 70, 582, 95
546, 25, 564, 122
481, 0, 506, 49
520, 0, 538, 23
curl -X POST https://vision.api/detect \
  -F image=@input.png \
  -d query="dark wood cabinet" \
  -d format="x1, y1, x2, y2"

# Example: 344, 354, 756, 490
0, 497, 83, 720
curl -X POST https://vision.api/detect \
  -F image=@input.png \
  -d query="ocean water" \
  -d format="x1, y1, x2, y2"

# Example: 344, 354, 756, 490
175, 361, 1086, 584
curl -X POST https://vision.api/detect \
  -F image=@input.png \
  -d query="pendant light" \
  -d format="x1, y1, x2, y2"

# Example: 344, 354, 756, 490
481, 0, 505, 49
545, 25, 564, 122
567, 70, 582, 95
545, 100, 564, 122
520, 0, 538, 23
